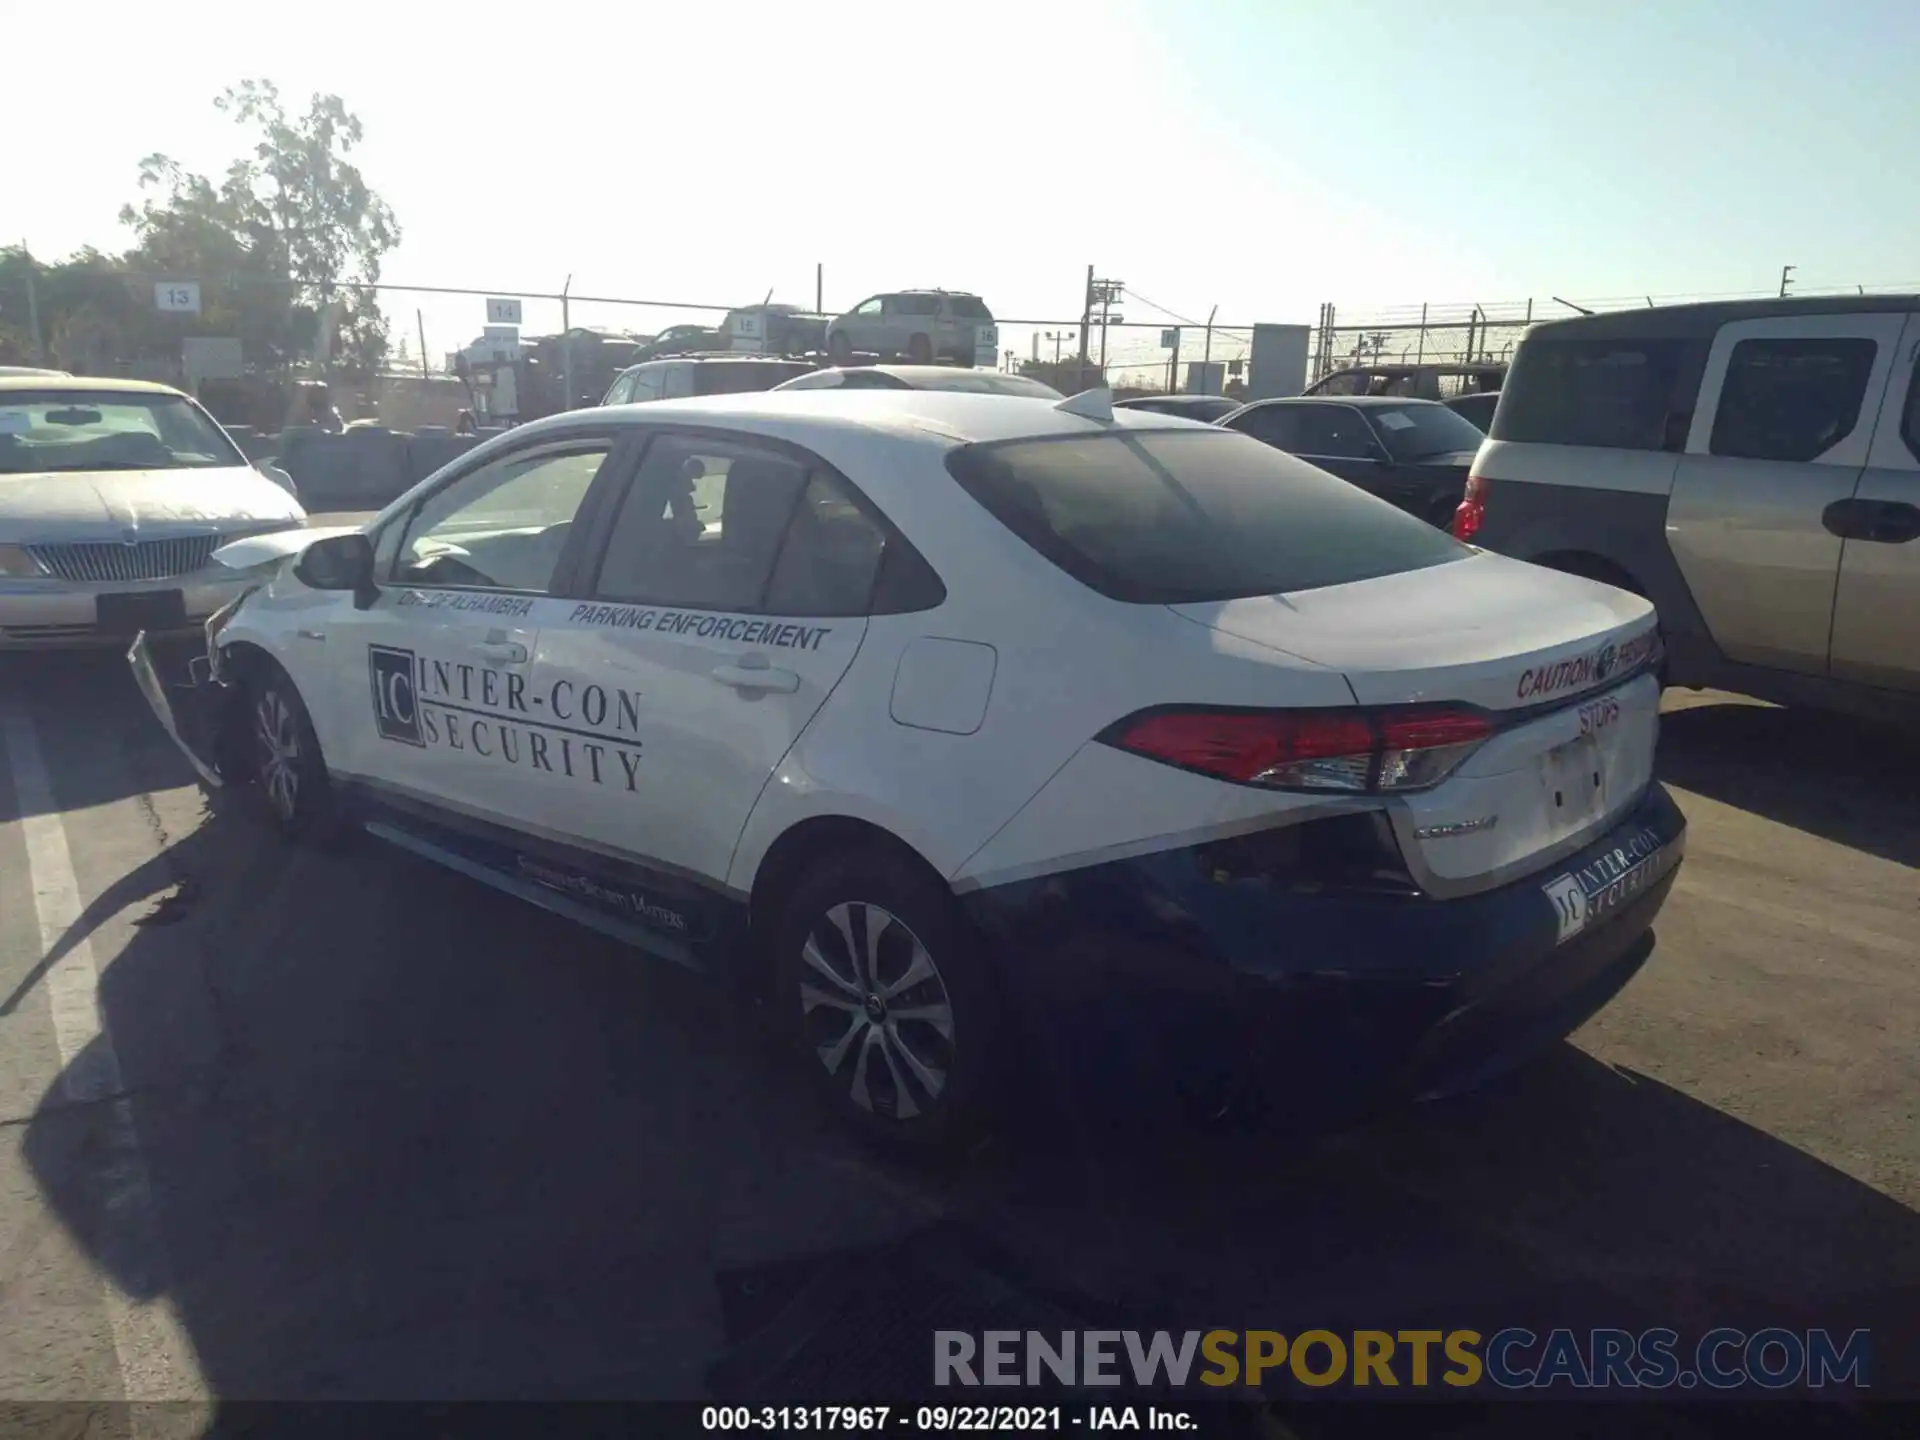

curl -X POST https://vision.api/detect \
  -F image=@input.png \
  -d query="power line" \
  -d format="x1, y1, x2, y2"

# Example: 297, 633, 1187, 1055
1119, 285, 1204, 327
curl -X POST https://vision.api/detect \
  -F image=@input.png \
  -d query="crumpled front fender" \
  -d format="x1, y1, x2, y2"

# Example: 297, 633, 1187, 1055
126, 587, 262, 788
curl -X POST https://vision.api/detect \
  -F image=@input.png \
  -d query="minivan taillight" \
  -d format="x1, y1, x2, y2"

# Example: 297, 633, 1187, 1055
1103, 705, 1495, 793
1451, 475, 1489, 541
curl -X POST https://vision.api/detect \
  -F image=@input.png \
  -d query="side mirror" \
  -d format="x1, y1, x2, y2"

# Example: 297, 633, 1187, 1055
258, 462, 297, 497
294, 532, 378, 610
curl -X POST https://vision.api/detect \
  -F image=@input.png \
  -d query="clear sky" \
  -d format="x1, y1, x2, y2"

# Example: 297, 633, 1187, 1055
12, 0, 1918, 378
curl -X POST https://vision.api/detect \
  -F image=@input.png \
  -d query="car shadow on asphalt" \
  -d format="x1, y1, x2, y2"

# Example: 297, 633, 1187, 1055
1656, 698, 1920, 868
0, 647, 206, 821
15, 781, 1919, 1408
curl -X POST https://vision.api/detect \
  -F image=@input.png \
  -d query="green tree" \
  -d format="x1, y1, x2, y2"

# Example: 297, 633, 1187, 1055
119, 78, 400, 378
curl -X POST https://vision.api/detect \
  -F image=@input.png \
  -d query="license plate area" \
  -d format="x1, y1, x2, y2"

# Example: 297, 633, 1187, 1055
1539, 733, 1605, 827
1541, 827, 1678, 945
97, 590, 186, 634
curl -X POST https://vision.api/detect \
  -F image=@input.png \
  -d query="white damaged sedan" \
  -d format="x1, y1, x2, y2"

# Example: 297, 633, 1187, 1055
0, 376, 304, 648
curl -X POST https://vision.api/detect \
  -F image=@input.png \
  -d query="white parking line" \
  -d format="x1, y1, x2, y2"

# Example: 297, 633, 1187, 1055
0, 700, 205, 1404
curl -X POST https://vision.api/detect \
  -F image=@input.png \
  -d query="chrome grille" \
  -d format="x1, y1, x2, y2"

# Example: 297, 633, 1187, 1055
26, 535, 223, 583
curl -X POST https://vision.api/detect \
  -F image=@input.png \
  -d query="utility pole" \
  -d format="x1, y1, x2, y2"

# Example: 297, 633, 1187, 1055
1088, 276, 1124, 377
416, 309, 430, 379
561, 274, 574, 410
816, 263, 823, 314
1168, 327, 1181, 394
1779, 265, 1796, 298
22, 242, 44, 364
1077, 264, 1093, 388
1202, 304, 1217, 365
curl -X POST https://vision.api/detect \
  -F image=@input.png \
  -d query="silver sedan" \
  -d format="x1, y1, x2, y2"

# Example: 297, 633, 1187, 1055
0, 376, 304, 648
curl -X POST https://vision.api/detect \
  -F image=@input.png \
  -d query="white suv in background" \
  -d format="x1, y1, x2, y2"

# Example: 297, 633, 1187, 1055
826, 291, 998, 368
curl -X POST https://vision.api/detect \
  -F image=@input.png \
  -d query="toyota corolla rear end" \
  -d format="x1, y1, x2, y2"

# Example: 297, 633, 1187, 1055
943, 420, 1684, 1128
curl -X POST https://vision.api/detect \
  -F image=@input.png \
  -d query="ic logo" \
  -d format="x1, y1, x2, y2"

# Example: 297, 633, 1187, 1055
368, 645, 424, 746
1592, 642, 1619, 682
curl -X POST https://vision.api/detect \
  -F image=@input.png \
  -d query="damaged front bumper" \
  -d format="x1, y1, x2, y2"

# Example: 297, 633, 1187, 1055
126, 590, 255, 788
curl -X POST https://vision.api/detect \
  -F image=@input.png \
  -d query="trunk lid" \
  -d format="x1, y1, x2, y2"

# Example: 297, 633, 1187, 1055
1170, 551, 1664, 889
1169, 551, 1655, 711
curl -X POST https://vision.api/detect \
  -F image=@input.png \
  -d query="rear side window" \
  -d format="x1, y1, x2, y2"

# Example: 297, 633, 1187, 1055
1291, 405, 1378, 459
1709, 338, 1877, 462
591, 436, 906, 617
945, 429, 1467, 604
691, 361, 814, 396
1904, 363, 1920, 463
1224, 404, 1300, 449
1494, 338, 1689, 451
892, 295, 941, 317
947, 296, 992, 320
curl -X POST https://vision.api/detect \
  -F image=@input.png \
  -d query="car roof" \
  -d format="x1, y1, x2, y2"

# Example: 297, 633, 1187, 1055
619, 354, 806, 370
817, 365, 1026, 385
563, 387, 1207, 448
0, 374, 186, 396
1243, 394, 1447, 408
1116, 394, 1232, 406
1524, 293, 1920, 343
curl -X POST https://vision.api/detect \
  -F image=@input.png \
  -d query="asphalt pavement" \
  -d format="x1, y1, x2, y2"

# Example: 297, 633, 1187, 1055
0, 633, 1915, 1416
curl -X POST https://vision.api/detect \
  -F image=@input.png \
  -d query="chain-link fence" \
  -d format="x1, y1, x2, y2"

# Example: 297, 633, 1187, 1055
8, 252, 1918, 411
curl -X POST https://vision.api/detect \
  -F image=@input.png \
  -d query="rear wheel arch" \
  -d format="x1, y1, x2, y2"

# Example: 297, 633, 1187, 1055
747, 815, 948, 965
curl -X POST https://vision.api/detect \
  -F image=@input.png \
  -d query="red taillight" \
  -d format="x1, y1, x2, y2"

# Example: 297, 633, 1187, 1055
1106, 705, 1495, 793
1451, 474, 1489, 541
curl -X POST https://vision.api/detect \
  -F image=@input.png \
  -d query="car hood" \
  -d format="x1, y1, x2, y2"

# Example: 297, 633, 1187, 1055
0, 465, 305, 542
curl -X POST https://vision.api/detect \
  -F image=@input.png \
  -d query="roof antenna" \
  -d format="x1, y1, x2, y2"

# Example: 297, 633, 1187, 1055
1055, 387, 1115, 422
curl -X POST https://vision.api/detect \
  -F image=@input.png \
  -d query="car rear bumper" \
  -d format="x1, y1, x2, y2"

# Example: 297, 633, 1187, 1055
0, 571, 256, 649
960, 783, 1685, 1126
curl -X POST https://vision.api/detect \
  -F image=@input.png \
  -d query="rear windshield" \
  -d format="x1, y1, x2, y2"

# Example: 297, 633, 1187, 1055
692, 361, 815, 396
945, 428, 1468, 604
1492, 337, 1693, 450
947, 296, 993, 321
1368, 402, 1488, 461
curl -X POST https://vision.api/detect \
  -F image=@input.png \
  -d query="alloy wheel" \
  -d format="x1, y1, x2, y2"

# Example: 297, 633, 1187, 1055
797, 901, 956, 1121
254, 689, 301, 821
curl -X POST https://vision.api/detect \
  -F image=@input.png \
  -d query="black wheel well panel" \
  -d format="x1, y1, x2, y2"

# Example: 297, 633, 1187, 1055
746, 815, 948, 958
1531, 549, 1646, 594
208, 641, 281, 776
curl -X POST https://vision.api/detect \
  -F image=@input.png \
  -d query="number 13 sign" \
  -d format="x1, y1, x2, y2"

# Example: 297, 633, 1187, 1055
154, 282, 202, 314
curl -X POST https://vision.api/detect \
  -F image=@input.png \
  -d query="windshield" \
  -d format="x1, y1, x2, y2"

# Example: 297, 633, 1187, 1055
1366, 402, 1488, 462
0, 389, 243, 474
946, 427, 1468, 604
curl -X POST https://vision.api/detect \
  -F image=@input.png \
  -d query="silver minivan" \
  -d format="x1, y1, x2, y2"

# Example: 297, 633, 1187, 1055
1462, 295, 1920, 726
825, 290, 998, 368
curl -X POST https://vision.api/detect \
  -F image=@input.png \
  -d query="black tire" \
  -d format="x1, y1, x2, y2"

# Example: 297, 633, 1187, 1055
828, 330, 853, 363
771, 848, 1006, 1154
907, 333, 933, 365
242, 660, 339, 841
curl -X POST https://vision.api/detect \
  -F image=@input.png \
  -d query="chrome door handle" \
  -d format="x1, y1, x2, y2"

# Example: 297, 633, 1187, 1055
475, 641, 528, 664
712, 663, 800, 694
